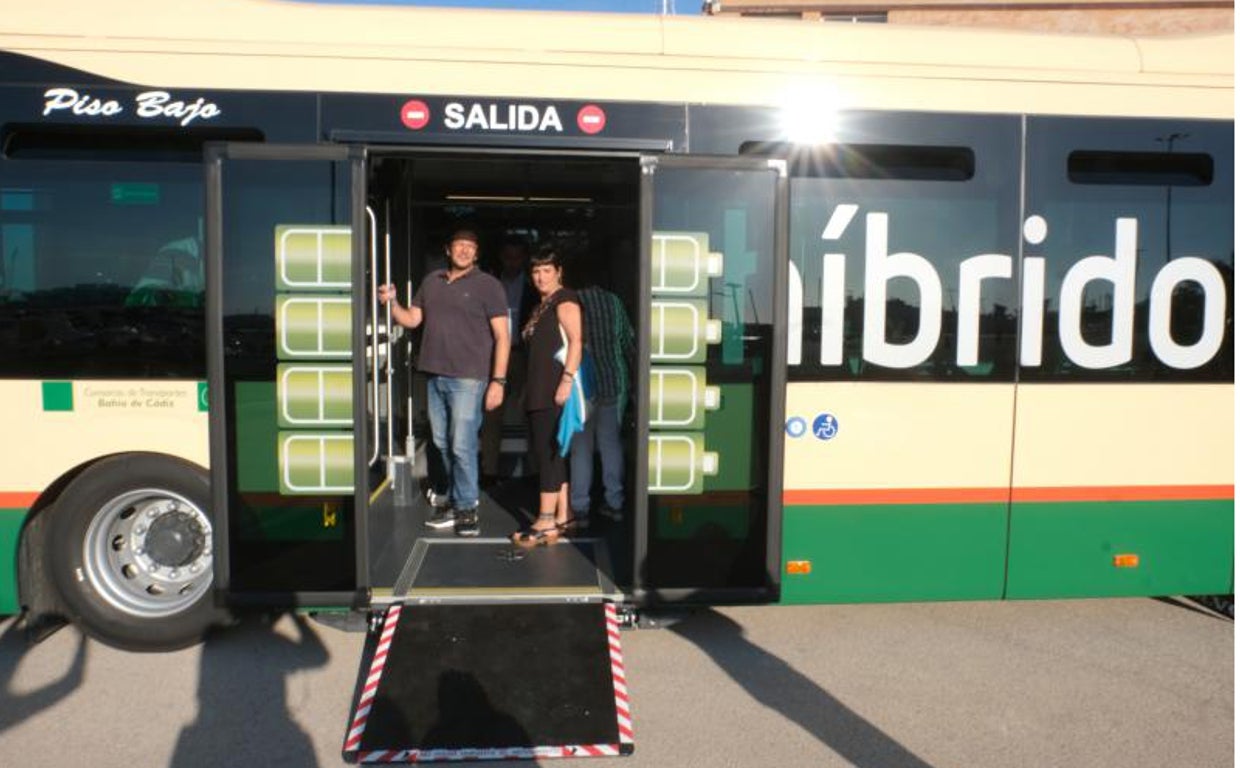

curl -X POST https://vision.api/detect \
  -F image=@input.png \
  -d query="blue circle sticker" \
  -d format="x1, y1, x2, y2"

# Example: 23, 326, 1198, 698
785, 416, 808, 438
812, 413, 839, 441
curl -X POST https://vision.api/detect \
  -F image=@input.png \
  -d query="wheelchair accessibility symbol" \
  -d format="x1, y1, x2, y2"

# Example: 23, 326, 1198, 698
812, 413, 838, 441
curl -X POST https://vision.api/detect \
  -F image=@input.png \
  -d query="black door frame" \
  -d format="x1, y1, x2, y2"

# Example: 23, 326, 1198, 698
204, 141, 367, 607
631, 154, 790, 605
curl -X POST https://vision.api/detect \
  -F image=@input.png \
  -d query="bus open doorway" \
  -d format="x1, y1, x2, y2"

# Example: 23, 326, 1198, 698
205, 143, 784, 625
361, 151, 642, 607
203, 142, 786, 758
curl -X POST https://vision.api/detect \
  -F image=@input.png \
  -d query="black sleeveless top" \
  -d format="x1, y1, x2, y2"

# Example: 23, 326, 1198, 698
523, 288, 580, 412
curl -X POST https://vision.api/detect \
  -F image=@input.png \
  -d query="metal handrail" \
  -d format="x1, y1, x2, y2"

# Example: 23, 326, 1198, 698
383, 197, 394, 475
366, 205, 381, 467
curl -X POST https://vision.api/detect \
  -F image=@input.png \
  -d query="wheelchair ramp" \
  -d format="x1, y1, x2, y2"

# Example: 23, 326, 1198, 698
343, 602, 634, 762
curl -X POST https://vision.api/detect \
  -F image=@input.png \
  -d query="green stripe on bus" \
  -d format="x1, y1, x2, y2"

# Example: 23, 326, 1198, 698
0, 509, 26, 615
1006, 499, 1233, 598
781, 502, 1008, 603
780, 498, 1234, 604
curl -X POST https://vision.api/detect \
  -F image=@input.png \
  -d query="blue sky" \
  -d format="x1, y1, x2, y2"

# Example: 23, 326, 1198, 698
317, 0, 687, 12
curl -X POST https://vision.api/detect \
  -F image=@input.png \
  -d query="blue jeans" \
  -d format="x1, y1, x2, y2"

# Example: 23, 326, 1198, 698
426, 376, 486, 510
570, 397, 624, 513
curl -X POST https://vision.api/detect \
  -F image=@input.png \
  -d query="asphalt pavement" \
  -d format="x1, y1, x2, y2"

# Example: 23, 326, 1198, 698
0, 596, 1231, 767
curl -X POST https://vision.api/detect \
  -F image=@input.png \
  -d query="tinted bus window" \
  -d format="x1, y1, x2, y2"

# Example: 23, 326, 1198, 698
0, 157, 205, 378
784, 116, 1021, 381
217, 156, 356, 594
1022, 118, 1233, 382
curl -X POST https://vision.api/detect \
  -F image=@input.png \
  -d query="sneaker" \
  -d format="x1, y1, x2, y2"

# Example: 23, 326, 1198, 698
598, 506, 623, 522
454, 507, 480, 537
426, 488, 451, 508
424, 506, 456, 530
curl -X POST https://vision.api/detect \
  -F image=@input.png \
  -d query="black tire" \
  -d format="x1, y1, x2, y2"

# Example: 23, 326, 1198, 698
47, 453, 224, 651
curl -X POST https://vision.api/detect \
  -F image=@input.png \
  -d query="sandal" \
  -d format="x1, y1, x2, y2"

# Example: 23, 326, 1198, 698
512, 514, 561, 547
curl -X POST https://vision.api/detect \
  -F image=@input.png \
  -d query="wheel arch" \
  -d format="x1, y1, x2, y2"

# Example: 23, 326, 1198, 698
14, 451, 211, 633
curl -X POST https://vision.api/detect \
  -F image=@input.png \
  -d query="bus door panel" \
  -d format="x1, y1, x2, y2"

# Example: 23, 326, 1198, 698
635, 155, 788, 603
205, 143, 367, 603
1008, 117, 1234, 599
774, 114, 1023, 605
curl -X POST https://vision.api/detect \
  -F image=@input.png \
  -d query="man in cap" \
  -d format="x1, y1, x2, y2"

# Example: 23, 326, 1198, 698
378, 228, 509, 537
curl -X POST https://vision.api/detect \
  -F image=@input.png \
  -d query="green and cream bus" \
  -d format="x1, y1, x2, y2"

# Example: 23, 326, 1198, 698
0, 0, 1232, 651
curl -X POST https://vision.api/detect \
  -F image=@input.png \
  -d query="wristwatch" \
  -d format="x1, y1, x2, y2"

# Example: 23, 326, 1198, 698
490, 377, 507, 386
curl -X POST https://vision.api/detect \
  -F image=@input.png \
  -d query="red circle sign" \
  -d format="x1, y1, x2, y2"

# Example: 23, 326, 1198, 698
577, 104, 606, 135
400, 99, 431, 130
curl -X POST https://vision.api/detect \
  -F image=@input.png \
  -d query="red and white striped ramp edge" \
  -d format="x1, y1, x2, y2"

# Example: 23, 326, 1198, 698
343, 602, 635, 762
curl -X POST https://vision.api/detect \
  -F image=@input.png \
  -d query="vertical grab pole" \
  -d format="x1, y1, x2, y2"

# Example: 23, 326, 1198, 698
366, 205, 381, 468
404, 201, 415, 459
384, 198, 394, 472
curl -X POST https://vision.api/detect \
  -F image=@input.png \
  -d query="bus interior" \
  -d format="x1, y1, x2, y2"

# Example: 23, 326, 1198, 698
363, 151, 642, 603
219, 143, 782, 607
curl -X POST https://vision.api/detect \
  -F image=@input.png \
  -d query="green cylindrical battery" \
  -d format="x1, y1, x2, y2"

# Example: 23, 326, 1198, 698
277, 364, 352, 428
278, 431, 354, 495
650, 299, 721, 364
648, 432, 719, 495
651, 231, 724, 297
276, 295, 352, 359
649, 366, 721, 430
275, 225, 352, 290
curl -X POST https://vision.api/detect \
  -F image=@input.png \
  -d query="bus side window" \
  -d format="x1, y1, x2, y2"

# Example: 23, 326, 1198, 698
1023, 117, 1233, 383
0, 152, 206, 377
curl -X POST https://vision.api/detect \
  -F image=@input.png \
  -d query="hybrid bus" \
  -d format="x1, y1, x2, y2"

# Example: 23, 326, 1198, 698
0, 0, 1232, 653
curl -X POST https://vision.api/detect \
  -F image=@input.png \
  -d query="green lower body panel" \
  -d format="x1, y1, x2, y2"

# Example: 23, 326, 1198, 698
0, 508, 26, 615
780, 503, 1008, 603
1005, 499, 1234, 598
780, 498, 1234, 604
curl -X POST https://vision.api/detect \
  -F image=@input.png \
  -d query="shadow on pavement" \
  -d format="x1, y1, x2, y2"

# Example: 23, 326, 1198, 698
671, 609, 936, 768
1153, 596, 1233, 622
171, 611, 329, 768
0, 619, 86, 735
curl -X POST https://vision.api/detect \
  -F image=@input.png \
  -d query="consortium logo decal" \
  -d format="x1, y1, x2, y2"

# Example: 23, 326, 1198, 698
786, 413, 839, 440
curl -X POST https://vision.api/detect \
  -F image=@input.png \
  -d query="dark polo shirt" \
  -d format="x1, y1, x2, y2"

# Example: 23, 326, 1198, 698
411, 267, 507, 380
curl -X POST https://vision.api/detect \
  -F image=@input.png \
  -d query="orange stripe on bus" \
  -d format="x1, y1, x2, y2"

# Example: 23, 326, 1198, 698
1010, 485, 1233, 503
783, 488, 1009, 505
784, 485, 1234, 506
0, 492, 39, 508
2, 486, 1232, 510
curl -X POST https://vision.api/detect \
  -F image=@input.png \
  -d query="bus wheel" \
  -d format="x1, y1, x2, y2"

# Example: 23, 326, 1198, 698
47, 453, 223, 651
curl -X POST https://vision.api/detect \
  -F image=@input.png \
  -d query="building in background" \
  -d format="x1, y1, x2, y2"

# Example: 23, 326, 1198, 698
701, 0, 1233, 35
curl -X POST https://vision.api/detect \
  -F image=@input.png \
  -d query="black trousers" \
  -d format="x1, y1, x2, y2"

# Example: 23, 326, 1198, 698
528, 406, 567, 493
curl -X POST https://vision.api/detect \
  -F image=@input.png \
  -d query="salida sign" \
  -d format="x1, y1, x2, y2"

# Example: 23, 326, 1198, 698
400, 99, 606, 135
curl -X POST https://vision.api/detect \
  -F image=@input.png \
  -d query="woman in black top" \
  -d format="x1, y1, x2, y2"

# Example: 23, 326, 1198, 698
513, 245, 583, 546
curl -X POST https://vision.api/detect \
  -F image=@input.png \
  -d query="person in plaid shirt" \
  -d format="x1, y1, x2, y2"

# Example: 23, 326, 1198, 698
569, 267, 635, 526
